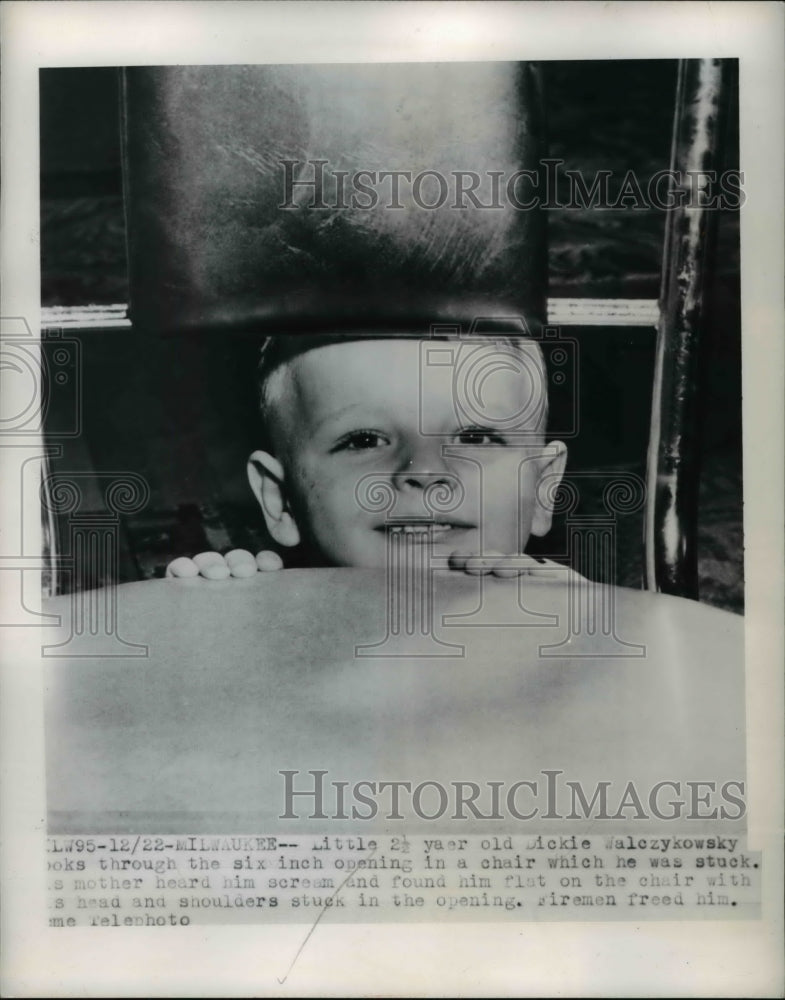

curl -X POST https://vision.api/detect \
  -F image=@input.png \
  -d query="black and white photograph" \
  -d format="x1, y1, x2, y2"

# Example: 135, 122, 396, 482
1, 2, 783, 996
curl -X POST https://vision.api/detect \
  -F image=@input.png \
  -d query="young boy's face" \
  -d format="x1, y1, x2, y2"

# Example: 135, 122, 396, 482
248, 338, 567, 568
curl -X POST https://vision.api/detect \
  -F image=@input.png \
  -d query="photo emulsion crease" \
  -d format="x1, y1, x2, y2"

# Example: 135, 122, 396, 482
25, 56, 759, 933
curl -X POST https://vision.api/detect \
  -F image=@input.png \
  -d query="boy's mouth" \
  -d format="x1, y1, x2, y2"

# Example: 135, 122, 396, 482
375, 520, 475, 542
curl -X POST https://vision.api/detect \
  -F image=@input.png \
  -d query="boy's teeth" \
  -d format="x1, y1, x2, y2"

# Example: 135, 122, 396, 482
397, 523, 450, 533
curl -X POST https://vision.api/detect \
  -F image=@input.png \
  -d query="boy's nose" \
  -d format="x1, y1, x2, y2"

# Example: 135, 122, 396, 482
392, 464, 462, 520
393, 445, 456, 494
395, 468, 452, 491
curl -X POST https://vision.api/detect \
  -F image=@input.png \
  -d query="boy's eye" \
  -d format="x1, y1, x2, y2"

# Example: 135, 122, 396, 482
455, 427, 507, 446
331, 430, 391, 453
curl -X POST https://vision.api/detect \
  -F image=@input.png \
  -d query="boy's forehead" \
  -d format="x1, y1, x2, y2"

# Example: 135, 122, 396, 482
266, 335, 547, 429
260, 332, 425, 383
296, 336, 424, 374
272, 338, 436, 412
261, 333, 545, 381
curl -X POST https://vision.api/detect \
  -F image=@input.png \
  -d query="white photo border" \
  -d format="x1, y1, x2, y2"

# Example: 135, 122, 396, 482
1, 2, 782, 996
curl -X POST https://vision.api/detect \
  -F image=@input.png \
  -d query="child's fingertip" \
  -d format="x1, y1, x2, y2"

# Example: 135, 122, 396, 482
230, 562, 258, 578
202, 564, 231, 580
225, 549, 258, 577
225, 548, 253, 564
256, 551, 283, 572
488, 553, 525, 578
166, 558, 199, 579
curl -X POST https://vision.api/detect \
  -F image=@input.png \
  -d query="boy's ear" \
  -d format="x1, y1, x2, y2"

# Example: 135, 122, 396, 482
247, 450, 301, 548
530, 441, 568, 537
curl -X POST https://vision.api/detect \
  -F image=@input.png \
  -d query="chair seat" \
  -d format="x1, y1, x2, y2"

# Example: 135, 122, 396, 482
45, 569, 745, 835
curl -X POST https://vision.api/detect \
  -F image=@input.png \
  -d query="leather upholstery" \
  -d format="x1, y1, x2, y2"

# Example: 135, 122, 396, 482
121, 63, 546, 335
